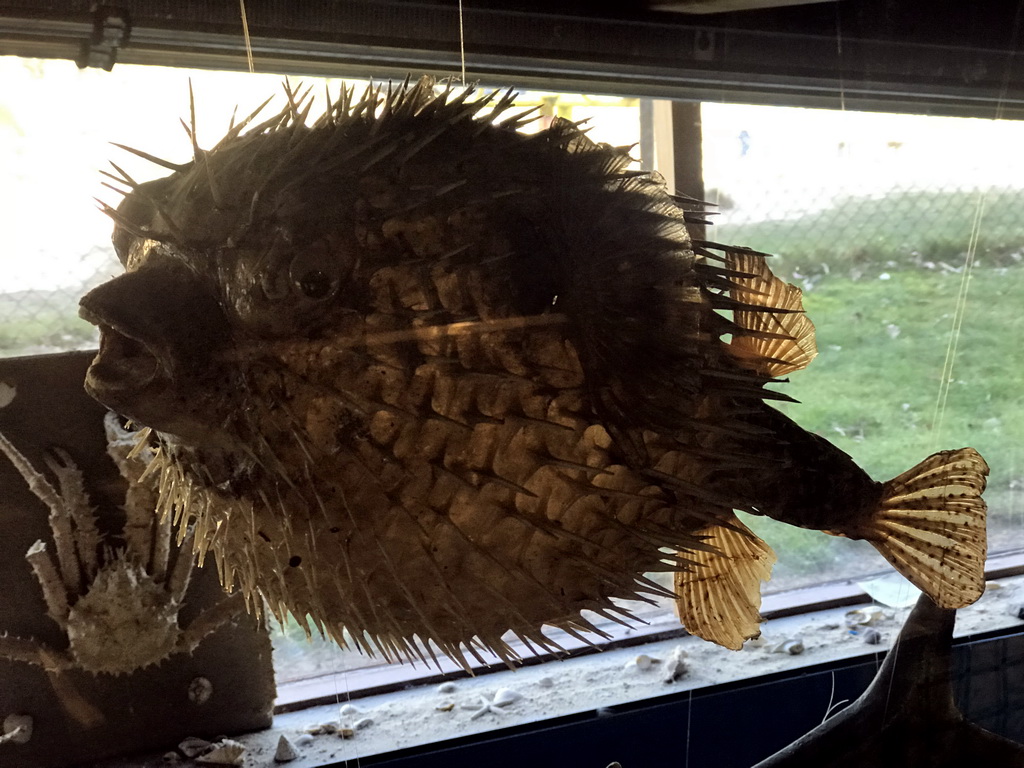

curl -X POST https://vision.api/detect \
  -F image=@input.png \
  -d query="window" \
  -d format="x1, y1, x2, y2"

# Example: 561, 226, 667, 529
702, 103, 1024, 591
1, 53, 1021, 766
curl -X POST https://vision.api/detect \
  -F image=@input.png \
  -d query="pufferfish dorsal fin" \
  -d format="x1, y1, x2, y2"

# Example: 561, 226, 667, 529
725, 249, 818, 377
673, 516, 777, 650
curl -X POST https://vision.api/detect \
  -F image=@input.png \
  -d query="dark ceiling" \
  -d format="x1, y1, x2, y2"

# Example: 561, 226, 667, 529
2, 1, 1024, 117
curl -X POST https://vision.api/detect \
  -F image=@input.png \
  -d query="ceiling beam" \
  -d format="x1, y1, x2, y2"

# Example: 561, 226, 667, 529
1, 1, 1023, 119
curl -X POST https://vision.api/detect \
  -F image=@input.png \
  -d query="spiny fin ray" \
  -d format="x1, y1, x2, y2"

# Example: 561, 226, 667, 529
725, 249, 817, 377
673, 516, 776, 650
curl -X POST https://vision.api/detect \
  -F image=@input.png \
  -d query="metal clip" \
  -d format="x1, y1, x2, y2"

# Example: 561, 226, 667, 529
76, 6, 132, 71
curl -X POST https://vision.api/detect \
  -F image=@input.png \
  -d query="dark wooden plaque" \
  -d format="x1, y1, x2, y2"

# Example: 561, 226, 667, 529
0, 352, 275, 768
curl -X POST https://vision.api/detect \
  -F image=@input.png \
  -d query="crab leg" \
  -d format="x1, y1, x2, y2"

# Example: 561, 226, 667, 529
46, 448, 101, 582
24, 541, 70, 628
103, 413, 164, 573
151, 509, 173, 582
0, 433, 80, 596
0, 632, 70, 670
174, 592, 245, 654
168, 527, 197, 604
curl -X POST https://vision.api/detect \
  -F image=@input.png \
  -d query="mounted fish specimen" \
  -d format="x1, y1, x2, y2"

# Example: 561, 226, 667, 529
0, 414, 242, 675
753, 593, 1024, 767
77, 78, 988, 667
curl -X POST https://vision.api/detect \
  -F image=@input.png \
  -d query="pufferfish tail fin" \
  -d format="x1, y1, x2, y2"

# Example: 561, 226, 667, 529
674, 516, 776, 650
853, 448, 989, 609
725, 249, 818, 377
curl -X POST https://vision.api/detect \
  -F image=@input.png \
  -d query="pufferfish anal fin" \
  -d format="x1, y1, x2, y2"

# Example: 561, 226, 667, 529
844, 448, 989, 609
725, 249, 818, 378
674, 516, 777, 650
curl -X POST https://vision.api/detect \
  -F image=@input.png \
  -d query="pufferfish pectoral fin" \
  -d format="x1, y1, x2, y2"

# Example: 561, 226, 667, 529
844, 447, 989, 610
674, 516, 777, 650
725, 249, 818, 378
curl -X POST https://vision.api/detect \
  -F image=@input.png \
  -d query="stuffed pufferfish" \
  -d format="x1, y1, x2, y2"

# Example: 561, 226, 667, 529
78, 79, 989, 667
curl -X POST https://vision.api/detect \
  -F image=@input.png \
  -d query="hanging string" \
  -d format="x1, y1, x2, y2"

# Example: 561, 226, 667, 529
929, 0, 1022, 448
930, 197, 985, 446
239, 0, 255, 74
684, 689, 693, 768
458, 0, 467, 83
833, 3, 846, 113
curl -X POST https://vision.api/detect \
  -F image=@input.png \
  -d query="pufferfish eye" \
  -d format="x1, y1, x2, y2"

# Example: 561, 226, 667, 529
287, 240, 345, 301
296, 269, 334, 299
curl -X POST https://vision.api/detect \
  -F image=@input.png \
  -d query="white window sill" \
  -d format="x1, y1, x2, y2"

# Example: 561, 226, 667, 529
98, 563, 1024, 768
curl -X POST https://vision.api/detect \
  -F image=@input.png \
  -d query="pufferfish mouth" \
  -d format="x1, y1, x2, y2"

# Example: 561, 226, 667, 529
78, 259, 233, 435
82, 315, 163, 394
78, 303, 168, 401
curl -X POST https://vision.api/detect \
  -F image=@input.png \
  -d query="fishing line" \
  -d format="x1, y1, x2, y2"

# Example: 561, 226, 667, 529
821, 670, 849, 723
930, 0, 1021, 447
458, 0, 468, 84
930, 195, 985, 446
833, 3, 845, 113
684, 688, 693, 768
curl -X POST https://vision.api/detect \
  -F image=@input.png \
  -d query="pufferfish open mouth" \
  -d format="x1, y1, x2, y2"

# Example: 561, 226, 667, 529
84, 318, 163, 393
78, 300, 169, 407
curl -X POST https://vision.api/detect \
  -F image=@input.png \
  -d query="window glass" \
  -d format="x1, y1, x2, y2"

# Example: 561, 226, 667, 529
702, 102, 1024, 592
1, 57, 1020, 700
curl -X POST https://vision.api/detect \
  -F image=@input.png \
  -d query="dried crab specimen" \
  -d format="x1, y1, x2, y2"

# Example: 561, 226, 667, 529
0, 413, 242, 675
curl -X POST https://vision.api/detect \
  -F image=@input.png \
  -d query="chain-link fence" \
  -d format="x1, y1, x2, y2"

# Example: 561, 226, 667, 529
0, 248, 118, 357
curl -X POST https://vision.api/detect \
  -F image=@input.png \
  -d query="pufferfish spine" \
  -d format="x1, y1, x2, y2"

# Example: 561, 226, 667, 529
79, 78, 988, 669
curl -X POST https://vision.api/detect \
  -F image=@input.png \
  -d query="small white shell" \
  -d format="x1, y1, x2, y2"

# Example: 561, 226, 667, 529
294, 734, 315, 747
437, 681, 458, 694
536, 676, 554, 688
354, 717, 375, 730
845, 606, 884, 627
661, 647, 688, 683
178, 737, 212, 758
771, 638, 805, 655
632, 653, 657, 671
1, 714, 32, 745
0, 382, 16, 409
304, 722, 338, 735
492, 687, 523, 707
339, 703, 363, 716
195, 739, 245, 766
274, 735, 299, 763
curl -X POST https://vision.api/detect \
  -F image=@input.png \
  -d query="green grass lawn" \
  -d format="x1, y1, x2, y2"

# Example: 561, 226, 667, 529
774, 266, 1024, 482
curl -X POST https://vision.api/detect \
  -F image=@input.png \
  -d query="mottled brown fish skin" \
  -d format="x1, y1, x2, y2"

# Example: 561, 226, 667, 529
78, 79, 988, 664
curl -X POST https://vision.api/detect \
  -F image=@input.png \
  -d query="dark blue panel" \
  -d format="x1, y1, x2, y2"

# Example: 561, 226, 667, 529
336, 630, 1023, 768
